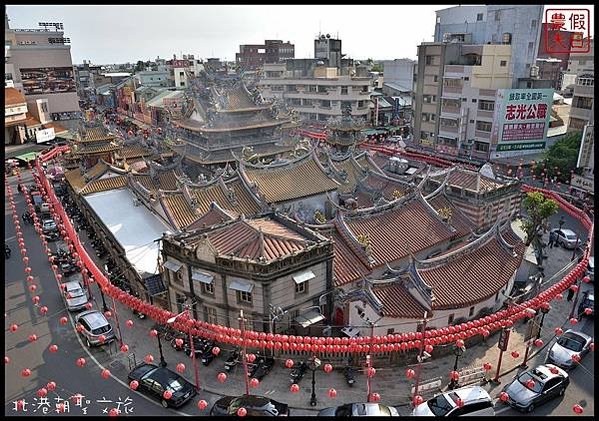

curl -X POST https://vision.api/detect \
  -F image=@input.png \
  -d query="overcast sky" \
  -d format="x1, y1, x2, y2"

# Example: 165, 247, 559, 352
6, 4, 595, 65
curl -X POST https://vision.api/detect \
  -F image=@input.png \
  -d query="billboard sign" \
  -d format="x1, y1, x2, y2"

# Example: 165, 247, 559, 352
570, 174, 594, 193
36, 128, 55, 144
20, 67, 76, 95
491, 88, 553, 154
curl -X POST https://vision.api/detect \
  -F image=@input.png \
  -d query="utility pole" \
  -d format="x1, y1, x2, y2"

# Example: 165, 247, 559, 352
239, 310, 250, 395
412, 311, 429, 401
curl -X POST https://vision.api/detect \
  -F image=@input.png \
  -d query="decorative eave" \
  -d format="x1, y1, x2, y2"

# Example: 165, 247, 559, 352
333, 214, 375, 268
417, 190, 457, 235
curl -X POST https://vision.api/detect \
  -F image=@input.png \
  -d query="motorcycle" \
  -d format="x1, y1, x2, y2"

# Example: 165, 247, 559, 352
343, 366, 356, 387
224, 348, 240, 372
289, 361, 308, 385
132, 308, 146, 319
200, 341, 217, 366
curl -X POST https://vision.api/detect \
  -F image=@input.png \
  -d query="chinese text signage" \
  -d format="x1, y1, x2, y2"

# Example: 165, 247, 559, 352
492, 88, 553, 153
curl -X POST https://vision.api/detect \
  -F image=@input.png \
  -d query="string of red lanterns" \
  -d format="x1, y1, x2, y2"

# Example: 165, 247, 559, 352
31, 152, 593, 355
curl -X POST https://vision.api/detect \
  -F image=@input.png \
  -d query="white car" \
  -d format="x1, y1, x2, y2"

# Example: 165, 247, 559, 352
587, 256, 594, 282
551, 229, 579, 249
545, 329, 593, 370
62, 280, 89, 312
412, 386, 494, 416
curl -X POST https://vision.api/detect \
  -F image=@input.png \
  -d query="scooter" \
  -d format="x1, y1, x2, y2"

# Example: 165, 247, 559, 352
343, 366, 356, 386
289, 361, 308, 385
224, 348, 240, 372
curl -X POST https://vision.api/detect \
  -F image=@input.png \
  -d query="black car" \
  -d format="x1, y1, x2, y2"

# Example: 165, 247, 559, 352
210, 394, 289, 416
127, 363, 196, 408
578, 292, 594, 317
60, 261, 80, 276
248, 355, 275, 381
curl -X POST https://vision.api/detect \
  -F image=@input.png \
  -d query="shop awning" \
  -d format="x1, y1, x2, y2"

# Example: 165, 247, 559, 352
292, 271, 315, 284
294, 308, 325, 328
144, 273, 166, 296
229, 279, 254, 293
192, 270, 214, 284
163, 259, 183, 272
14, 151, 41, 162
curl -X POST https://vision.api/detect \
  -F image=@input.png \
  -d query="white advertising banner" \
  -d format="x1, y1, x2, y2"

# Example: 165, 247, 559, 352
36, 127, 55, 144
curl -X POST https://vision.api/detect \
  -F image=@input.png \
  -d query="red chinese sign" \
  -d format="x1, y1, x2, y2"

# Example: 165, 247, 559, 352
545, 9, 591, 54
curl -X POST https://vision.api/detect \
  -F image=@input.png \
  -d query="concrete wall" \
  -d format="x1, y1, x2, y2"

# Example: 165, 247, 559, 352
434, 5, 488, 43
381, 59, 415, 91
471, 44, 512, 89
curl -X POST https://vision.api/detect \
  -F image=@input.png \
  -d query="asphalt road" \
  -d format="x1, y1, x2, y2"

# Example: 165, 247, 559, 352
4, 171, 176, 416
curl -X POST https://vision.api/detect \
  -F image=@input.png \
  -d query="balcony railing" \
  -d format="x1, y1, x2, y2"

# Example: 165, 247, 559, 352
476, 109, 494, 119
442, 85, 463, 94
439, 125, 459, 134
475, 130, 491, 139
441, 105, 461, 115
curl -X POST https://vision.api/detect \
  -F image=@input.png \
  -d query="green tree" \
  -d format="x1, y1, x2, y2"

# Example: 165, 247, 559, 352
520, 191, 559, 266
134, 60, 145, 72
534, 131, 582, 183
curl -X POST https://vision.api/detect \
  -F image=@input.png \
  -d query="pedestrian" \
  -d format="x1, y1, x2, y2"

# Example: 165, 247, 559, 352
567, 287, 575, 302
5, 244, 11, 259
548, 230, 556, 248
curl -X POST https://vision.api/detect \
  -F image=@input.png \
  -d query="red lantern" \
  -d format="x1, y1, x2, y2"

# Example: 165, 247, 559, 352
328, 388, 337, 398
570, 317, 578, 325
217, 372, 227, 383
456, 339, 465, 349
28, 334, 37, 342
582, 276, 591, 283
573, 404, 584, 414
198, 400, 208, 410
101, 369, 111, 379
49, 344, 59, 353
413, 395, 424, 406
367, 367, 376, 378
163, 390, 173, 400
584, 308, 593, 315
76, 357, 86, 367
406, 368, 415, 379
571, 354, 581, 363
126, 320, 134, 328
450, 370, 459, 381
37, 388, 48, 398
285, 359, 294, 368
98, 335, 106, 344
534, 339, 543, 347
129, 380, 139, 390
149, 329, 158, 337
425, 344, 434, 354
39, 306, 48, 315
108, 408, 119, 417
570, 284, 579, 293
176, 363, 186, 373
250, 377, 260, 388
46, 381, 56, 391
144, 354, 154, 364
290, 383, 300, 393
483, 362, 492, 371
511, 351, 520, 359
120, 344, 129, 353
499, 392, 509, 402
247, 353, 256, 363
370, 392, 381, 402
237, 407, 247, 417
554, 293, 563, 301
323, 363, 333, 373
212, 346, 221, 356
526, 379, 535, 389
21, 368, 32, 377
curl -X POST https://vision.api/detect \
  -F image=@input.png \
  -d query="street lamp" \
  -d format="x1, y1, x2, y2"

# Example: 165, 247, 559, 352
307, 355, 322, 407
448, 344, 465, 390
167, 306, 200, 391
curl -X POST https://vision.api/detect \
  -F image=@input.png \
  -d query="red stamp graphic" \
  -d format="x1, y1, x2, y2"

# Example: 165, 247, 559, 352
544, 9, 591, 54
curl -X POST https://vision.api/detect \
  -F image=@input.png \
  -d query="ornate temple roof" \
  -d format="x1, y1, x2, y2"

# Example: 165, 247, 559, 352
239, 150, 340, 203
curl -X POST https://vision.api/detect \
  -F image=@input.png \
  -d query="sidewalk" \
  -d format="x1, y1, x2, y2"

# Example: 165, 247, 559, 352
76, 229, 588, 413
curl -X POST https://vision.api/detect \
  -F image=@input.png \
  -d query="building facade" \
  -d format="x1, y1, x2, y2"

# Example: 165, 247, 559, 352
568, 73, 594, 133
236, 40, 295, 70
5, 13, 81, 130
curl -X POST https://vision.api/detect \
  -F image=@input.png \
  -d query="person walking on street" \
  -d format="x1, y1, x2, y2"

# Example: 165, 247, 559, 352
5, 244, 11, 259
567, 287, 575, 302
548, 230, 557, 248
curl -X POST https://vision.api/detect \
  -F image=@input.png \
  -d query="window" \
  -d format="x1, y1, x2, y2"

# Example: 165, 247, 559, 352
320, 100, 331, 108
204, 306, 217, 324
295, 280, 307, 294
500, 60, 507, 67
469, 306, 475, 317
478, 100, 495, 111
200, 281, 214, 296
448, 314, 455, 325
471, 98, 477, 103
341, 86, 348, 95
308, 85, 317, 92
574, 97, 593, 110
179, 72, 184, 77
477, 13, 484, 21
41, 103, 48, 113
464, 77, 469, 81
494, 10, 501, 21
476, 120, 492, 132
531, 19, 537, 30
433, 75, 438, 82
436, 16, 441, 24
237, 290, 253, 305
426, 55, 434, 66
175, 293, 186, 314
180, 82, 185, 86
495, 292, 500, 302
474, 141, 489, 152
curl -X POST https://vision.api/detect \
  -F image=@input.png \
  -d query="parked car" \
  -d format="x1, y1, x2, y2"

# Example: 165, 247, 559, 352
320, 403, 400, 417
75, 310, 115, 347
587, 256, 594, 282
62, 280, 89, 312
60, 260, 80, 276
501, 364, 569, 412
412, 386, 494, 416
578, 292, 594, 318
248, 355, 275, 381
551, 229, 580, 249
210, 394, 289, 416
546, 329, 593, 370
42, 218, 58, 234
127, 363, 196, 408
388, 135, 402, 143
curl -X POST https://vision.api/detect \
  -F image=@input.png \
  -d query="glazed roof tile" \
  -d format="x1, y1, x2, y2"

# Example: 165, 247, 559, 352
432, 168, 504, 192
120, 146, 153, 160
419, 225, 524, 309
80, 175, 128, 195
161, 194, 197, 229
186, 203, 238, 230
243, 154, 339, 203
79, 126, 114, 143
343, 198, 455, 267
5, 87, 26, 106
328, 228, 371, 287
371, 283, 428, 318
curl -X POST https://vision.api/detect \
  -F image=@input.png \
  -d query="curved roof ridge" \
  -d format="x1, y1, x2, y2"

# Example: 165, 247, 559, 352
417, 190, 457, 234
416, 219, 500, 269
241, 145, 315, 170
158, 193, 182, 230
424, 168, 452, 200
333, 216, 373, 267
343, 189, 418, 220
496, 220, 518, 256
290, 210, 336, 228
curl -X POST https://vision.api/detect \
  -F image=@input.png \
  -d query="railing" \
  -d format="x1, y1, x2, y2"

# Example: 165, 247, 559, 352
439, 125, 459, 134
474, 130, 491, 139
441, 106, 460, 115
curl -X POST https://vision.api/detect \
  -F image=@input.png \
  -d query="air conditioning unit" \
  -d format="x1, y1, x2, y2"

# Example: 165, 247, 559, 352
530, 65, 540, 79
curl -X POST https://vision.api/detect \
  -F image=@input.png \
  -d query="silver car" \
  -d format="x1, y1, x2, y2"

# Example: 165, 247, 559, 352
551, 229, 579, 249
75, 310, 115, 347
319, 403, 400, 416
587, 256, 594, 282
502, 364, 569, 413
546, 329, 593, 370
412, 386, 494, 416
62, 280, 89, 312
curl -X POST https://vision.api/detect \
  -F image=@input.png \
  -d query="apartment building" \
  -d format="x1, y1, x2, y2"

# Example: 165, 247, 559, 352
568, 73, 594, 133
414, 42, 512, 159
434, 5, 543, 87
235, 40, 295, 70
5, 13, 81, 130
259, 61, 372, 122
560, 39, 594, 97
74, 60, 103, 100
